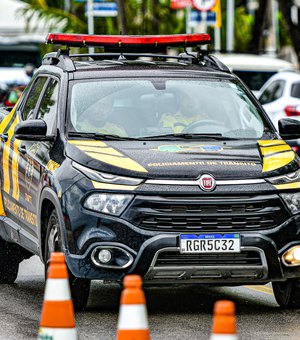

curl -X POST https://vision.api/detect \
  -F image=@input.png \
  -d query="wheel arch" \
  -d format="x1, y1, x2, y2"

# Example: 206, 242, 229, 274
38, 187, 65, 262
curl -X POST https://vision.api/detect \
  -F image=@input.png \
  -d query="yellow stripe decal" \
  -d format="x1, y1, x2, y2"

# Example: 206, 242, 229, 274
12, 139, 21, 200
0, 103, 19, 209
258, 140, 296, 173
92, 181, 138, 191
3, 143, 10, 194
79, 146, 123, 156
11, 116, 20, 200
1, 109, 19, 195
68, 140, 107, 147
0, 191, 6, 216
258, 140, 286, 147
262, 151, 295, 173
68, 140, 148, 173
46, 160, 60, 172
85, 152, 147, 172
274, 181, 300, 190
245, 285, 274, 295
260, 144, 292, 156
0, 101, 19, 134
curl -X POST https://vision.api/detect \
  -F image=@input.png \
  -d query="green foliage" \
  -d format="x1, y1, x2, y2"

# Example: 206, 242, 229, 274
19, 0, 87, 33
278, 12, 291, 48
16, 0, 277, 55
19, 0, 183, 36
234, 6, 254, 51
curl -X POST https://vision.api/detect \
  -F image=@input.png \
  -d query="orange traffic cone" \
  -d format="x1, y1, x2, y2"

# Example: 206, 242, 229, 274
210, 300, 238, 340
117, 275, 150, 340
38, 252, 77, 340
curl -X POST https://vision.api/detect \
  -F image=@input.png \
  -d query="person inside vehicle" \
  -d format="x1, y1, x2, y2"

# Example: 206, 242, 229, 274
78, 95, 127, 136
160, 91, 207, 133
25, 64, 35, 82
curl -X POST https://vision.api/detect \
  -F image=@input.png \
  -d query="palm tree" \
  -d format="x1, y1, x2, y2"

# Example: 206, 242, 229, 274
19, 0, 87, 33
19, 0, 182, 36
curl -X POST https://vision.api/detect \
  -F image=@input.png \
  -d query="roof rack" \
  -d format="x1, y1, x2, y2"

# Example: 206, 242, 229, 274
43, 51, 230, 72
42, 49, 231, 73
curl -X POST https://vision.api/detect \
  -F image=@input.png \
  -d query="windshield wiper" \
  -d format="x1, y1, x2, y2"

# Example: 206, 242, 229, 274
68, 132, 137, 141
139, 133, 237, 140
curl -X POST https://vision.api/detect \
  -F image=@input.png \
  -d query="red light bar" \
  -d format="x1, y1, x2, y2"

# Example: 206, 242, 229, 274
46, 33, 211, 48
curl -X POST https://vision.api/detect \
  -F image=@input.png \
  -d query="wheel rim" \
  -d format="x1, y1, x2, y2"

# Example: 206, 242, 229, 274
47, 222, 60, 266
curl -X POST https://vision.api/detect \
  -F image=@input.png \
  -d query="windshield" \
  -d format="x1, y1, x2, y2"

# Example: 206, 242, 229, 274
69, 78, 269, 139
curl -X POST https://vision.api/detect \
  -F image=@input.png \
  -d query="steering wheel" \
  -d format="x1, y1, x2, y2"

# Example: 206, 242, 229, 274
182, 119, 228, 134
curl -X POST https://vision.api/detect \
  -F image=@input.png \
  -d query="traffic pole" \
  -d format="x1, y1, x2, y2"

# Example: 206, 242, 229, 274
226, 0, 235, 52
87, 0, 95, 54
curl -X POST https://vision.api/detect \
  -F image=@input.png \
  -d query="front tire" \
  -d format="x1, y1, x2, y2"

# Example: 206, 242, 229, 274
44, 210, 91, 311
272, 279, 300, 308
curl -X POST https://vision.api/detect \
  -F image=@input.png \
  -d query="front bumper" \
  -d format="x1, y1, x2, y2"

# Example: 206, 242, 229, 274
65, 214, 300, 284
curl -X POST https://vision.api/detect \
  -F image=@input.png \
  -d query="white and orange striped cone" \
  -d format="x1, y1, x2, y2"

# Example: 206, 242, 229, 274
210, 300, 238, 340
117, 274, 150, 340
38, 252, 77, 340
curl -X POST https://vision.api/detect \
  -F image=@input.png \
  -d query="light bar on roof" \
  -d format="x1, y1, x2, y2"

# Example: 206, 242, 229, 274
46, 33, 211, 48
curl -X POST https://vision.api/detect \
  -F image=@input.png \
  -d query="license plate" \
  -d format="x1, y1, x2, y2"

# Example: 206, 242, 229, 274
180, 234, 240, 253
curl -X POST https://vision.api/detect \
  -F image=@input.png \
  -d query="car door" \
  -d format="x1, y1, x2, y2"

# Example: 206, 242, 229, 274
258, 79, 286, 128
0, 76, 48, 247
17, 77, 60, 251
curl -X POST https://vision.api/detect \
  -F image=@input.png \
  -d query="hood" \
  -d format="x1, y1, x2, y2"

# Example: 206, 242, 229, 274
66, 139, 298, 179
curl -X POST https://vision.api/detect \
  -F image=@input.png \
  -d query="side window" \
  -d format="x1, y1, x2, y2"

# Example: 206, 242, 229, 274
259, 80, 285, 105
291, 83, 300, 99
36, 79, 59, 135
21, 77, 48, 120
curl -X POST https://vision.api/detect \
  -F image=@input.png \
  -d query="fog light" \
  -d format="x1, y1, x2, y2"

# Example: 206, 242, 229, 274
98, 249, 112, 264
282, 246, 300, 266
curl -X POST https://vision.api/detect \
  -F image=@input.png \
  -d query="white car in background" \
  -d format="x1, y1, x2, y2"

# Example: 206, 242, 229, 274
216, 54, 295, 95
257, 71, 300, 153
257, 71, 300, 128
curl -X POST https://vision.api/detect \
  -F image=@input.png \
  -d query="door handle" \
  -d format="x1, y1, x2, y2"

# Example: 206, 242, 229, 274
18, 145, 27, 154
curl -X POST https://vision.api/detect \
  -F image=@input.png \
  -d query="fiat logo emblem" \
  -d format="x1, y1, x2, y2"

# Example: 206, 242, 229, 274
198, 174, 216, 191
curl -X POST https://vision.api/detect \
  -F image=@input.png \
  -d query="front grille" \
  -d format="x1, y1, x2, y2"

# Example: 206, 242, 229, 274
155, 251, 262, 267
123, 194, 289, 232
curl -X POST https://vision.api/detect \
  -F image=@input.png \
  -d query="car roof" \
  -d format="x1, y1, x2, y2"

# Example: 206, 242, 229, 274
69, 64, 236, 82
215, 53, 295, 72
267, 71, 300, 82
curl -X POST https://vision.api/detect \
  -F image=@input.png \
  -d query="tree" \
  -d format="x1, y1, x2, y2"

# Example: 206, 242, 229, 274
116, 0, 127, 34
279, 0, 300, 65
249, 0, 268, 52
19, 0, 86, 33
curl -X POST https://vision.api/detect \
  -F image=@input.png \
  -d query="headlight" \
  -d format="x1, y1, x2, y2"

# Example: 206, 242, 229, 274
266, 169, 300, 185
280, 193, 300, 215
83, 193, 134, 216
73, 162, 143, 186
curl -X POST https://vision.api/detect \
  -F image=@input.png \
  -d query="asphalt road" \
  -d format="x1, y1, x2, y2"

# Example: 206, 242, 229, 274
1, 256, 300, 340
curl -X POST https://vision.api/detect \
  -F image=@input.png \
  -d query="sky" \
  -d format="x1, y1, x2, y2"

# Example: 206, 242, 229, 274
0, 0, 26, 33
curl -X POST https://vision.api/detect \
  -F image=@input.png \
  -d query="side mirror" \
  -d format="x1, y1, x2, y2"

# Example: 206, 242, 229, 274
15, 119, 55, 141
278, 118, 300, 140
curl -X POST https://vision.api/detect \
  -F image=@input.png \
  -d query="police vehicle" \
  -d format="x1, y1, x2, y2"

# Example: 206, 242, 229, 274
1, 33, 300, 311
